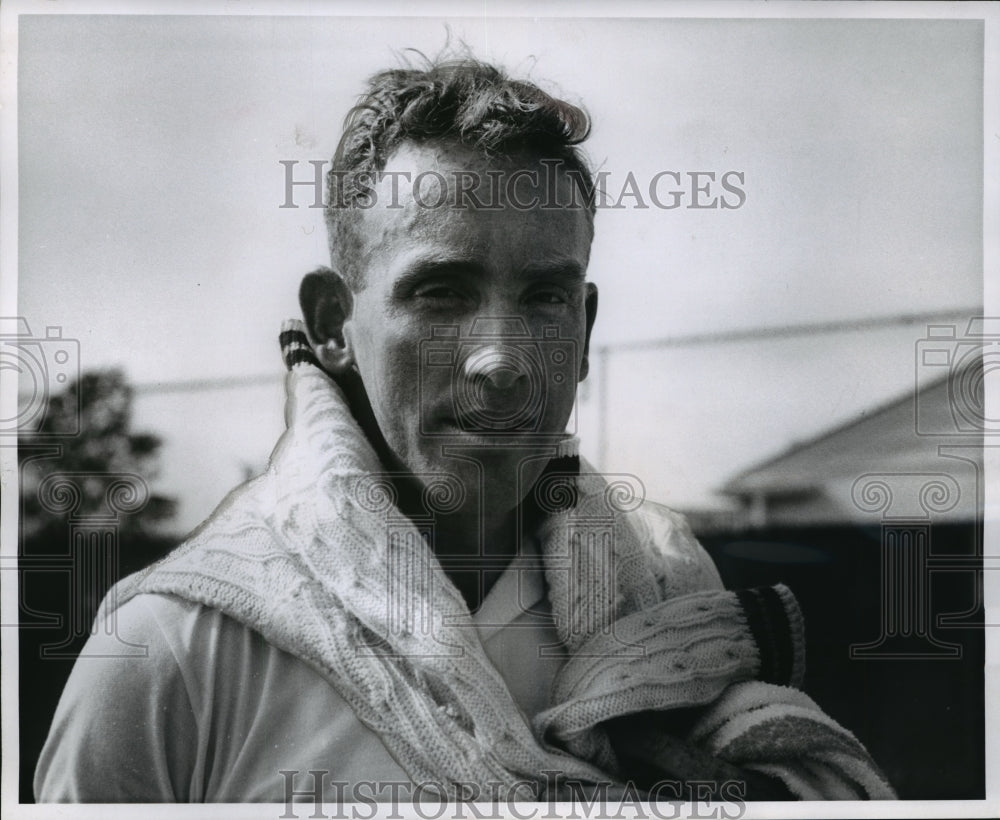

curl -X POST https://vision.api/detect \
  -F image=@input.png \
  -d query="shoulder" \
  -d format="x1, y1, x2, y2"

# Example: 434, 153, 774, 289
571, 464, 723, 596
48, 593, 208, 700
34, 594, 205, 801
630, 500, 725, 596
34, 593, 313, 802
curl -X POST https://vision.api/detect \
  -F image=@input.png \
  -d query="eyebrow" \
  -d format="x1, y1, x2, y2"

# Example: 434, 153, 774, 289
390, 256, 587, 293
518, 260, 587, 283
389, 258, 486, 295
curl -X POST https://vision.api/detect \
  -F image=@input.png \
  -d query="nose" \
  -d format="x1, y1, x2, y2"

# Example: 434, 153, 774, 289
462, 345, 529, 390
456, 342, 541, 431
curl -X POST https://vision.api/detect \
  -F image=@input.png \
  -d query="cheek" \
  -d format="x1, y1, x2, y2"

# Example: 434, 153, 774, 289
348, 318, 423, 420
364, 340, 412, 396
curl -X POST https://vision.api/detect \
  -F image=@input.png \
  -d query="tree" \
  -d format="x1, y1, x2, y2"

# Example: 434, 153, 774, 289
19, 368, 177, 546
18, 368, 181, 801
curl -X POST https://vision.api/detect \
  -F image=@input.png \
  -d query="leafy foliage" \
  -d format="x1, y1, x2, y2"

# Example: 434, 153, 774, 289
19, 369, 178, 543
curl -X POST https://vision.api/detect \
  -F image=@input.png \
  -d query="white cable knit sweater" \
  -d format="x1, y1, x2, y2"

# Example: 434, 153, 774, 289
101, 335, 895, 801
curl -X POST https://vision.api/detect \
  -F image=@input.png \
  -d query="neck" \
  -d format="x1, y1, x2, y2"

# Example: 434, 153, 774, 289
437, 506, 521, 612
332, 367, 579, 610
389, 469, 525, 612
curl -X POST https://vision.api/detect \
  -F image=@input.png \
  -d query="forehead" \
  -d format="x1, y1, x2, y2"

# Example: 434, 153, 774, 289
352, 141, 594, 283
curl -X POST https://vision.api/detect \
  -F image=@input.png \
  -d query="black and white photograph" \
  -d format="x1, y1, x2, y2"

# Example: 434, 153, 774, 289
1, 1, 996, 817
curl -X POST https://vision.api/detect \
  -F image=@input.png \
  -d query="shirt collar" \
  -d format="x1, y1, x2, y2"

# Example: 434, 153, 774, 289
472, 535, 549, 642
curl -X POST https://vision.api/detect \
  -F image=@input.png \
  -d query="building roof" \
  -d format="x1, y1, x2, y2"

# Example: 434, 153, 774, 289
719, 368, 983, 524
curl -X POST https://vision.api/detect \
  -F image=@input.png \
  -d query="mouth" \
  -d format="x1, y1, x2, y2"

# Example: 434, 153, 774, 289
431, 412, 555, 439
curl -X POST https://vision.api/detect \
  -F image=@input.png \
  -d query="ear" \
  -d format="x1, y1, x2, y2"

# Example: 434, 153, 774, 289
299, 267, 355, 374
579, 282, 599, 381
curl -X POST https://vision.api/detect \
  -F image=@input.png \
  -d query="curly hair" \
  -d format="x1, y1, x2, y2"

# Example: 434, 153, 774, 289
324, 54, 596, 287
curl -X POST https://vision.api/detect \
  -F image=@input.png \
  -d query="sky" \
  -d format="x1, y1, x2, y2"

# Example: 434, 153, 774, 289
11, 10, 988, 532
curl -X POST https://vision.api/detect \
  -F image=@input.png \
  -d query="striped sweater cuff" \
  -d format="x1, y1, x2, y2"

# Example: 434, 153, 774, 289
279, 319, 321, 370
734, 583, 805, 688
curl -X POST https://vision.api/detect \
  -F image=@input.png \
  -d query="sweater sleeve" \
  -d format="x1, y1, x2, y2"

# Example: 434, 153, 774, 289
34, 595, 200, 802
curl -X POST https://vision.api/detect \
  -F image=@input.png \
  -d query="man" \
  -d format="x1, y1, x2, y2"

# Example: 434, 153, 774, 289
34, 55, 894, 804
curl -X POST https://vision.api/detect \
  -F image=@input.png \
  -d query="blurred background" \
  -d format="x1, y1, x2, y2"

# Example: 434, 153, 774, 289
10, 11, 987, 802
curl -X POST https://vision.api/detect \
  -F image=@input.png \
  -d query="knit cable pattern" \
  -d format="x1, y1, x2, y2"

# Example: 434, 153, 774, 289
99, 321, 895, 800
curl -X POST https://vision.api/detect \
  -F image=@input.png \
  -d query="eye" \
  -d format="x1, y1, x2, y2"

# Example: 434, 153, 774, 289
525, 287, 570, 305
414, 283, 466, 300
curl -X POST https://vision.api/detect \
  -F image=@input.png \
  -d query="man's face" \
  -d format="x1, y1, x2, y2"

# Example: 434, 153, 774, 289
340, 141, 597, 517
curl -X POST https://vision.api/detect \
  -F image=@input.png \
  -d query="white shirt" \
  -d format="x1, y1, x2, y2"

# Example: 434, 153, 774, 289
35, 548, 565, 803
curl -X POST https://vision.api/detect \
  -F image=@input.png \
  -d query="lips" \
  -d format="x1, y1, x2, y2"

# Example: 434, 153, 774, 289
431, 409, 547, 437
